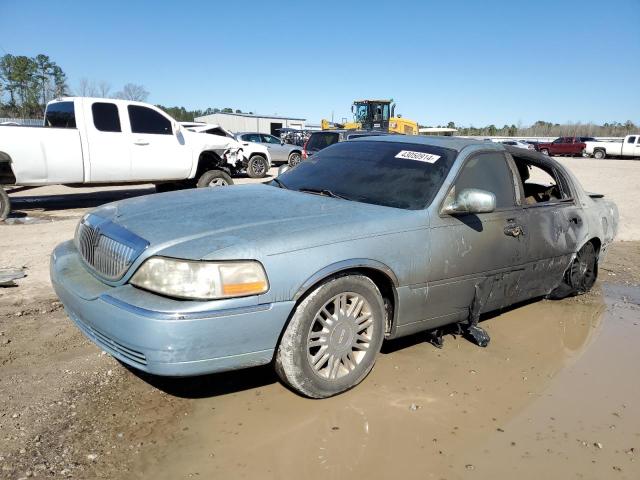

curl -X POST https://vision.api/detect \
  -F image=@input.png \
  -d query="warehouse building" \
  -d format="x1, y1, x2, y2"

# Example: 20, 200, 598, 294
194, 112, 306, 136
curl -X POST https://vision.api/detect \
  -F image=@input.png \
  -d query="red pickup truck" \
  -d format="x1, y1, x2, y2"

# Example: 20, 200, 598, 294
535, 136, 595, 156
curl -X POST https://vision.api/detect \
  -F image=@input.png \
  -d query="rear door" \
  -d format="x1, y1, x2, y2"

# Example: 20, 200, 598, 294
622, 136, 638, 157
126, 105, 190, 181
84, 101, 131, 182
426, 150, 528, 322
260, 134, 287, 162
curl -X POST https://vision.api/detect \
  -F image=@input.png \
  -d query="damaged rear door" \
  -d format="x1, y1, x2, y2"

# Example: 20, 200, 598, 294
425, 150, 528, 326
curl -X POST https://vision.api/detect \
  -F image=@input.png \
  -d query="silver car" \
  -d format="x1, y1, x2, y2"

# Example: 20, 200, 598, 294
50, 137, 618, 398
236, 132, 302, 166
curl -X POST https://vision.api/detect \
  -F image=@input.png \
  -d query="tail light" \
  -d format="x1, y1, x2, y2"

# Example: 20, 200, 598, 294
302, 139, 309, 159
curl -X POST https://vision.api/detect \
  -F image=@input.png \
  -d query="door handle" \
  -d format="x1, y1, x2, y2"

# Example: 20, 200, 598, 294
133, 139, 149, 146
504, 224, 524, 237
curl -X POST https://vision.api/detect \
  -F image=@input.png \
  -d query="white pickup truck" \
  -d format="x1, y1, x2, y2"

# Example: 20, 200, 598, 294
584, 134, 640, 159
0, 97, 247, 220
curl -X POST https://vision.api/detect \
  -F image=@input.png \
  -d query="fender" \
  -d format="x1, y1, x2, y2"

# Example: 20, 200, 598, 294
293, 258, 399, 301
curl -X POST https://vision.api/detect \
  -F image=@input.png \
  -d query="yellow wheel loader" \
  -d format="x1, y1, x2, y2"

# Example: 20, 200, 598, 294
321, 99, 418, 135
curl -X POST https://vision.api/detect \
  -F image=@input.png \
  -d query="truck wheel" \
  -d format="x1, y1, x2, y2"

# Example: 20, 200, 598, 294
288, 152, 302, 167
0, 187, 10, 222
196, 170, 234, 188
540, 148, 550, 156
246, 155, 269, 178
593, 149, 606, 160
275, 275, 385, 398
548, 242, 598, 299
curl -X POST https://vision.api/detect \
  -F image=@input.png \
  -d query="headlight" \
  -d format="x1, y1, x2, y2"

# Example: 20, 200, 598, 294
130, 257, 269, 300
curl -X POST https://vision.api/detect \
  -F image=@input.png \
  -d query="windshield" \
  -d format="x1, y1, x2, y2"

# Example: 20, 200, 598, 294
274, 140, 457, 210
353, 103, 369, 123
306, 132, 339, 151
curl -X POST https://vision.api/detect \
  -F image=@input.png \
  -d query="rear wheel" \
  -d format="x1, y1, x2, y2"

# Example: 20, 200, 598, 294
0, 187, 10, 221
196, 170, 233, 188
246, 155, 269, 178
288, 152, 302, 167
275, 275, 385, 398
548, 242, 598, 299
593, 149, 606, 160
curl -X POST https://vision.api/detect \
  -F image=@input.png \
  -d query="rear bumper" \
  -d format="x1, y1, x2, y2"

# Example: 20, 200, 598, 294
50, 241, 295, 376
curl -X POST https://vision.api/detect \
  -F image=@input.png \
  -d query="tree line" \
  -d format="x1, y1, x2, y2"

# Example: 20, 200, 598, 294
427, 120, 638, 138
0, 53, 151, 118
156, 106, 254, 122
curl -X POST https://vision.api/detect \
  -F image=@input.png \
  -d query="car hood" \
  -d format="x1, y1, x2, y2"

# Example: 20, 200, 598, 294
91, 184, 420, 260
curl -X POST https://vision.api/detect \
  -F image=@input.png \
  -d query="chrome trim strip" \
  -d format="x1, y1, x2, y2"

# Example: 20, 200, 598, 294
99, 294, 272, 320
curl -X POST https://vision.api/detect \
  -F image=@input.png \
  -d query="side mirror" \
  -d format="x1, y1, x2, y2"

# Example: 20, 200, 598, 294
277, 165, 290, 176
442, 188, 496, 215
280, 139, 285, 145
173, 122, 180, 134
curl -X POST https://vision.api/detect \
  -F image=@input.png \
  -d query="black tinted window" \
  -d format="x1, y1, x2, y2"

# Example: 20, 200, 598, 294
627, 136, 636, 143
453, 152, 515, 209
45, 102, 76, 128
128, 106, 171, 134
277, 141, 457, 210
243, 134, 261, 142
307, 132, 339, 151
92, 102, 121, 132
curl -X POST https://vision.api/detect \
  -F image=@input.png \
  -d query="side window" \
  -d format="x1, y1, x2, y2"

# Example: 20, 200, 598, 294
627, 136, 636, 143
512, 156, 567, 204
453, 152, 515, 209
45, 101, 76, 128
128, 105, 171, 135
92, 102, 121, 132
261, 134, 280, 144
245, 134, 261, 142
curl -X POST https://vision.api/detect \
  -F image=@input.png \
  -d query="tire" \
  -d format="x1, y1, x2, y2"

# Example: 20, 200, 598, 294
548, 242, 598, 299
288, 152, 302, 168
540, 148, 550, 156
196, 170, 233, 188
246, 155, 269, 178
0, 187, 10, 221
593, 149, 606, 160
275, 275, 386, 398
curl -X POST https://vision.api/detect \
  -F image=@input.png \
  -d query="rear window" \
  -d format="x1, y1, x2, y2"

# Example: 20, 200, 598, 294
306, 132, 340, 151
45, 102, 76, 128
92, 102, 121, 132
277, 140, 457, 210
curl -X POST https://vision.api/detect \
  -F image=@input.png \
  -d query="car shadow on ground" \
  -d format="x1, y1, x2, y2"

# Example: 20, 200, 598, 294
125, 363, 279, 399
8, 187, 157, 214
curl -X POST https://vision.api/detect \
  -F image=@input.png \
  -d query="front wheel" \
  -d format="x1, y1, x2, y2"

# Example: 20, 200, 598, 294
288, 152, 302, 167
196, 170, 234, 188
540, 148, 550, 156
548, 242, 598, 299
593, 149, 606, 160
275, 275, 386, 398
246, 155, 269, 178
0, 187, 10, 221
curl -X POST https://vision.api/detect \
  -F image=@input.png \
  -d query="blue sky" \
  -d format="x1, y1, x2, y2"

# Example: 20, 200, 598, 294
1, 0, 639, 126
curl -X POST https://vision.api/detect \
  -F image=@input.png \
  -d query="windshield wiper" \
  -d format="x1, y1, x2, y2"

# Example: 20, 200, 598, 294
271, 178, 289, 189
298, 188, 348, 200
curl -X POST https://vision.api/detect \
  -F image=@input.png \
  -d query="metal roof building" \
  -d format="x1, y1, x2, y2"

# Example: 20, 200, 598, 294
194, 112, 306, 136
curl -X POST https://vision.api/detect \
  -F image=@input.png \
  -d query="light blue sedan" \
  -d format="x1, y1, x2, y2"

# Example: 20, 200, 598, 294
51, 136, 617, 397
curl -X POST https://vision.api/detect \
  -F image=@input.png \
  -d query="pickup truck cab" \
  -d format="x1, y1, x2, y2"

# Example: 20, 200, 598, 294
535, 136, 593, 157
0, 97, 243, 220
584, 135, 640, 159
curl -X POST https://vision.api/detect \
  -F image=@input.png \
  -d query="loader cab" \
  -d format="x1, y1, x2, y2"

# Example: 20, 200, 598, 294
351, 99, 393, 131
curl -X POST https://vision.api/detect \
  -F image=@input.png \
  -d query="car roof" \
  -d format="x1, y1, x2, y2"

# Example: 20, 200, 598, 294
349, 134, 487, 152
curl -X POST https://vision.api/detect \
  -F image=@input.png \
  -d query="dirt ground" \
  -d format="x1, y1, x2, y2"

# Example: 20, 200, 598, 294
1, 160, 639, 479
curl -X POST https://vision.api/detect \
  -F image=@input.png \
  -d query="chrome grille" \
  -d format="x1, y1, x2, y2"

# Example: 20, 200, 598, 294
75, 214, 149, 281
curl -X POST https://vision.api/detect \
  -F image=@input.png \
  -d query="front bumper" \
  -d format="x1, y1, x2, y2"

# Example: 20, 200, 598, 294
50, 241, 295, 376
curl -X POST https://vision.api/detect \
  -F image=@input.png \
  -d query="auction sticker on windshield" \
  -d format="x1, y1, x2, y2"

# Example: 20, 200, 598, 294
395, 150, 441, 163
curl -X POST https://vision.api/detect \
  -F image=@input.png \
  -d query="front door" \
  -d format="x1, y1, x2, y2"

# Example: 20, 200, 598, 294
126, 105, 190, 181
424, 151, 527, 326
622, 135, 638, 156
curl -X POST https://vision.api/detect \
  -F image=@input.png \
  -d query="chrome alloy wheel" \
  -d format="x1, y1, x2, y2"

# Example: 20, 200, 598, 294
208, 178, 229, 187
306, 292, 374, 380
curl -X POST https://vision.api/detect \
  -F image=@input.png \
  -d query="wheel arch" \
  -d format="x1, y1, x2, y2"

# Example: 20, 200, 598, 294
291, 259, 399, 335
0, 152, 16, 184
195, 150, 226, 178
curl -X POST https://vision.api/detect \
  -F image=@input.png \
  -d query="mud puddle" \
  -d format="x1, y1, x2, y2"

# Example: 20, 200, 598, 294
131, 283, 639, 480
